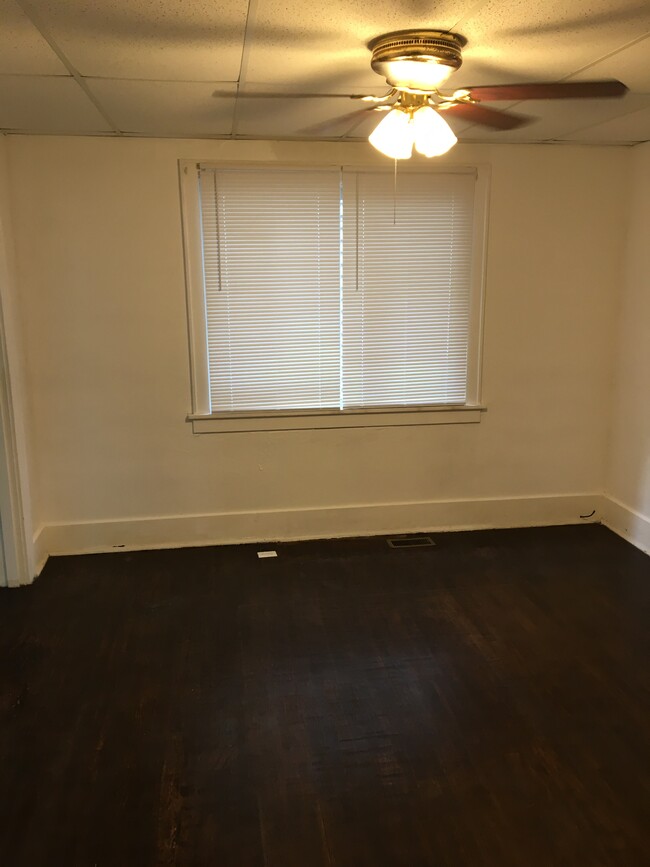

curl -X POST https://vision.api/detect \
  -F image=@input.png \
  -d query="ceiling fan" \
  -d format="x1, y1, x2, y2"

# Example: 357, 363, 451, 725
350, 29, 628, 158
223, 29, 629, 158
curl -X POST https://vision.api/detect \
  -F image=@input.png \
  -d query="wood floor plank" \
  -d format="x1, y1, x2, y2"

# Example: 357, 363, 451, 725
0, 524, 648, 865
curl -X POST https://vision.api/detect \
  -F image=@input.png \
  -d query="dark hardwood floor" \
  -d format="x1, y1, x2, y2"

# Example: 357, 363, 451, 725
0, 524, 649, 866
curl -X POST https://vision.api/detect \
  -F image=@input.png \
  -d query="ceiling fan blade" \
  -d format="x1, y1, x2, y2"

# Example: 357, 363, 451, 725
444, 102, 531, 130
463, 80, 628, 102
213, 89, 358, 99
297, 108, 377, 136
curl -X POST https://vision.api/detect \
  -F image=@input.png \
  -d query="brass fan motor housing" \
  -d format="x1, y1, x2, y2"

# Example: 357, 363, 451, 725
369, 29, 466, 84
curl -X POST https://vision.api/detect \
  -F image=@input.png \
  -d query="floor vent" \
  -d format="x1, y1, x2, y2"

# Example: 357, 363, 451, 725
387, 535, 436, 549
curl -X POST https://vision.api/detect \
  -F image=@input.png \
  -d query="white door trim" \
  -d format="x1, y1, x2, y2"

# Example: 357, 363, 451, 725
0, 314, 30, 587
0, 140, 33, 587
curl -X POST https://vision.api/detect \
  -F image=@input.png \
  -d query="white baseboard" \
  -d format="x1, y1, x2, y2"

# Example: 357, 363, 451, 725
601, 495, 650, 555
32, 523, 49, 577
33, 493, 603, 560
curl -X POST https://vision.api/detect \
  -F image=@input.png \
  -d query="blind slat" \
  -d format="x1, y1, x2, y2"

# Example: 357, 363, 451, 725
341, 171, 474, 408
200, 169, 341, 412
199, 167, 475, 413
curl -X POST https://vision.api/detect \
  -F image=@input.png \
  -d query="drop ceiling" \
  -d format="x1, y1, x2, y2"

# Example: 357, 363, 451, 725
2, 0, 650, 144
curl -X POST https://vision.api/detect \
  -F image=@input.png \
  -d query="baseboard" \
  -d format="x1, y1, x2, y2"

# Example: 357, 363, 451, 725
32, 524, 49, 577
601, 495, 650, 556
33, 493, 603, 559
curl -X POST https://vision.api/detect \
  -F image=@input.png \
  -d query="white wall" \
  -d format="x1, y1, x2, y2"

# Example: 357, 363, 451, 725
604, 141, 650, 553
4, 136, 630, 560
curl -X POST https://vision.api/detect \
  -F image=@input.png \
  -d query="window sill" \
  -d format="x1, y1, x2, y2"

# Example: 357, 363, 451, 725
187, 405, 485, 433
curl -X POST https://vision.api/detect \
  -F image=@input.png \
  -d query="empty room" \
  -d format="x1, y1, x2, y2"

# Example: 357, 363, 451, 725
0, 0, 649, 864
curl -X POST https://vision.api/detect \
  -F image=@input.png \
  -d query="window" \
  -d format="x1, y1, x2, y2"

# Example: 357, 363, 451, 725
180, 162, 488, 433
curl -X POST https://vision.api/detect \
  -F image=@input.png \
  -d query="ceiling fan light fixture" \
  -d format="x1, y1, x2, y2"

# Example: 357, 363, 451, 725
382, 59, 455, 91
413, 106, 457, 157
369, 30, 466, 91
368, 108, 414, 159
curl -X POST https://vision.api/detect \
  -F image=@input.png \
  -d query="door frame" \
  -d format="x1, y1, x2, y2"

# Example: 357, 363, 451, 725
0, 152, 32, 587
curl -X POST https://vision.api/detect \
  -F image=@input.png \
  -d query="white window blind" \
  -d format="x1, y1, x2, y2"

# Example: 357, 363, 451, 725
198, 166, 477, 415
199, 168, 341, 412
342, 171, 475, 407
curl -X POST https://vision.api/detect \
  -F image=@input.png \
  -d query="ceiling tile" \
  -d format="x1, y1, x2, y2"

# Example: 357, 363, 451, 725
23, 0, 250, 80
456, 93, 650, 143
234, 95, 373, 137
3, 0, 649, 142
242, 0, 487, 91
0, 76, 112, 132
456, 0, 650, 89
572, 34, 650, 92
562, 105, 650, 143
451, 56, 535, 90
86, 80, 236, 135
0, 0, 67, 74
239, 82, 391, 98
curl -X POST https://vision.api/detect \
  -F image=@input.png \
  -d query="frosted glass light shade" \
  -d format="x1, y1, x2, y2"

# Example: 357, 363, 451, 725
369, 109, 414, 159
381, 59, 455, 91
413, 106, 457, 157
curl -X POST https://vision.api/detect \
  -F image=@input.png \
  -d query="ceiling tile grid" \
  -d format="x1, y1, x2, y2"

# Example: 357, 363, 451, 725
455, 0, 650, 84
85, 80, 237, 136
17, 0, 251, 80
563, 104, 650, 143
0, 0, 66, 74
0, 75, 112, 133
0, 0, 648, 144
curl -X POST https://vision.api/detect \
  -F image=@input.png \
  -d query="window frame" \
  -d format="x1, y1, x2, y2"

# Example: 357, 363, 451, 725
179, 160, 489, 433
